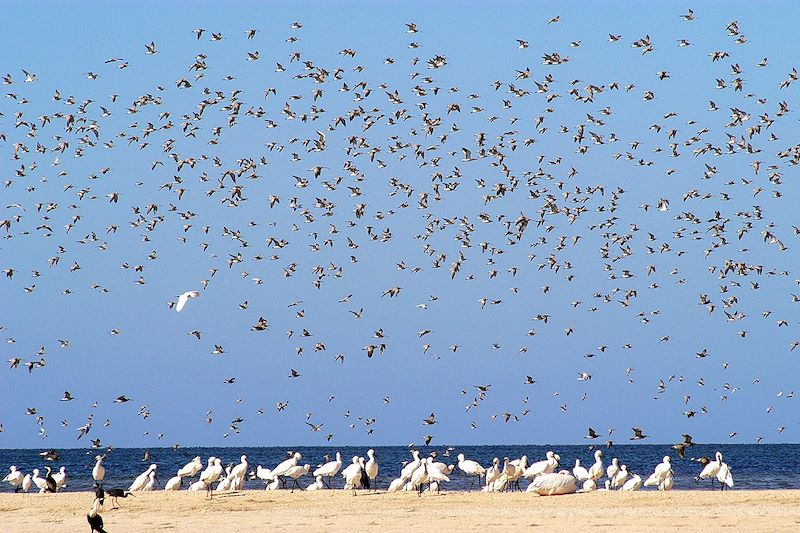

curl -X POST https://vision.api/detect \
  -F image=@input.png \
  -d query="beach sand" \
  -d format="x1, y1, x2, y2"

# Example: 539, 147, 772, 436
2, 490, 798, 532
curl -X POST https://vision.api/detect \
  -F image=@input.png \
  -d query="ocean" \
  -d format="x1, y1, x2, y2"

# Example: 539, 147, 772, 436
1, 444, 796, 492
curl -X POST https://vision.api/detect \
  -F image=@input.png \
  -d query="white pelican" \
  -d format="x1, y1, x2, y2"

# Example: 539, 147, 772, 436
457, 453, 486, 490
526, 472, 577, 495
92, 456, 106, 486
284, 464, 311, 491
365, 449, 378, 488
611, 464, 628, 489
621, 472, 642, 491
387, 476, 406, 492
313, 452, 342, 488
606, 458, 620, 482
176, 290, 200, 312
306, 474, 326, 491
164, 475, 182, 491
129, 464, 157, 491
644, 456, 673, 490
572, 459, 590, 482
31, 468, 47, 493
52, 466, 68, 491
177, 456, 203, 478
2, 466, 23, 492
588, 450, 604, 481
523, 451, 559, 480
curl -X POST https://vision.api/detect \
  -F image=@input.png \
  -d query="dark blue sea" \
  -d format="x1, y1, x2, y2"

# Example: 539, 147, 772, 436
1, 444, 797, 492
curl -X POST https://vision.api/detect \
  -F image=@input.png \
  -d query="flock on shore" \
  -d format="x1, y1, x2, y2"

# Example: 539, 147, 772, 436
2, 445, 736, 530
3, 445, 734, 496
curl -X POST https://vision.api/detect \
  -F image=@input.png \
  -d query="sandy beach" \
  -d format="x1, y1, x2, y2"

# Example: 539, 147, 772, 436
2, 490, 799, 532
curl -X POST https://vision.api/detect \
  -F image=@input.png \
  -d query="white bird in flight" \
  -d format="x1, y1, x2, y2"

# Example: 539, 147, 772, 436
176, 290, 200, 312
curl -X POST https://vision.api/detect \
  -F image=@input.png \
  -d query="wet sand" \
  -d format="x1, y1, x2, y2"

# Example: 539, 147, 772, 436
2, 490, 798, 532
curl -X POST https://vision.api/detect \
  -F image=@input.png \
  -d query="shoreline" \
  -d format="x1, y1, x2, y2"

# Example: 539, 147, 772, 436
2, 490, 799, 532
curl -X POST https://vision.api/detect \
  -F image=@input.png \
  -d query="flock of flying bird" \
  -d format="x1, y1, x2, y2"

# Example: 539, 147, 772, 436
2, 8, 800, 451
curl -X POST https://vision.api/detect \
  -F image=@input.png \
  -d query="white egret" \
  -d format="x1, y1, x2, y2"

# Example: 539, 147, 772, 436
313, 452, 342, 488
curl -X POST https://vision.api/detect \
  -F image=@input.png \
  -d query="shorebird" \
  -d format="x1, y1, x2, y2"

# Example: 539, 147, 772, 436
457, 453, 486, 490
313, 451, 342, 488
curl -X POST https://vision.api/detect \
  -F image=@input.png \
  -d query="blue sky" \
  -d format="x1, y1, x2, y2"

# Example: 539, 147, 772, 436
1, 1, 799, 448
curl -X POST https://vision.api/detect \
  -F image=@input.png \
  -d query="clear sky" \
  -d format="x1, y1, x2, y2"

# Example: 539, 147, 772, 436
1, 1, 799, 449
